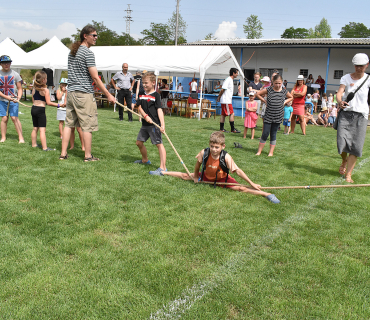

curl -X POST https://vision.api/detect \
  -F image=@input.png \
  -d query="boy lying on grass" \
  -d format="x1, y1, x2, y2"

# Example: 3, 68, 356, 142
162, 131, 280, 204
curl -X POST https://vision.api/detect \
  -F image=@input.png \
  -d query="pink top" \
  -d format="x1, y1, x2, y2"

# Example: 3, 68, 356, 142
330, 107, 337, 117
313, 93, 319, 100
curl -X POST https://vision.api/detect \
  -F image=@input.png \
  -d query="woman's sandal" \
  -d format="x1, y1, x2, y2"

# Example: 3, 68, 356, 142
345, 174, 354, 183
339, 163, 347, 175
59, 154, 69, 160
84, 155, 99, 162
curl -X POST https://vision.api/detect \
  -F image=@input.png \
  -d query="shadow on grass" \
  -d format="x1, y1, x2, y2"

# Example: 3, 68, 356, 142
284, 161, 338, 177
120, 154, 144, 163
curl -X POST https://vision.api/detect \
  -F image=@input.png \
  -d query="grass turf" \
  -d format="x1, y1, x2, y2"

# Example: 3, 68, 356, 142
1, 101, 370, 319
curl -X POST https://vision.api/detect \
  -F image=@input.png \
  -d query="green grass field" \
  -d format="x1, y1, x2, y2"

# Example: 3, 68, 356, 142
1, 101, 370, 319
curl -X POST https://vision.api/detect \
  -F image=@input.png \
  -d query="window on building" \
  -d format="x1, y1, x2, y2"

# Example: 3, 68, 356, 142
334, 70, 344, 79
259, 68, 283, 79
299, 69, 308, 78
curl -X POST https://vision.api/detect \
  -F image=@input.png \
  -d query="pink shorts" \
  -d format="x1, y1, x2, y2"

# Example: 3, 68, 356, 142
221, 104, 234, 116
200, 172, 238, 188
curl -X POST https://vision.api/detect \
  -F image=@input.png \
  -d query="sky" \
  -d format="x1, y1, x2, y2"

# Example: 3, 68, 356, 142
1, 0, 370, 44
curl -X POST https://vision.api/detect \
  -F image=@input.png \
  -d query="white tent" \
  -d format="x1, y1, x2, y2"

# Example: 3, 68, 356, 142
0, 37, 27, 74
12, 36, 69, 86
91, 45, 245, 118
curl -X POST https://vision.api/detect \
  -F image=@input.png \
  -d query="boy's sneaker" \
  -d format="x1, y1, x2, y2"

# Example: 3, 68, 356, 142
149, 168, 166, 176
231, 128, 241, 133
43, 147, 56, 151
220, 129, 228, 133
134, 159, 151, 165
266, 194, 280, 204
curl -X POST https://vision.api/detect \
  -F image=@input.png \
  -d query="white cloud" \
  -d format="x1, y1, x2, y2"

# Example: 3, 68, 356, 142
214, 21, 237, 40
11, 21, 42, 31
0, 20, 77, 43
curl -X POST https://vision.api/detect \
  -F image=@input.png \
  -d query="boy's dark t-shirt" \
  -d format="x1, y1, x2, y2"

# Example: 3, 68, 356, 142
137, 92, 162, 126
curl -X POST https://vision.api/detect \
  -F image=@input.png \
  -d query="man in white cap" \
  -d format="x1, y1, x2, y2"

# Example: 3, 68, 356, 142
336, 53, 370, 183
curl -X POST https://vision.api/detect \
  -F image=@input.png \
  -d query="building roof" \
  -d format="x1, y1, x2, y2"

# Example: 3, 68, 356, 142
184, 38, 370, 48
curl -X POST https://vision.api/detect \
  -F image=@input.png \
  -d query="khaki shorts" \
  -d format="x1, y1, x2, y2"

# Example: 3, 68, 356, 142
65, 91, 98, 132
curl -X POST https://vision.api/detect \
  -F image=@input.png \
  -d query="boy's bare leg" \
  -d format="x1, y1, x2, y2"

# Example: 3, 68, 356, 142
136, 140, 149, 163
61, 127, 72, 156
230, 185, 271, 197
162, 171, 193, 180
12, 117, 24, 143
39, 127, 47, 150
31, 127, 39, 147
251, 128, 255, 139
1, 116, 8, 142
299, 115, 306, 135
284, 126, 287, 134
156, 143, 166, 170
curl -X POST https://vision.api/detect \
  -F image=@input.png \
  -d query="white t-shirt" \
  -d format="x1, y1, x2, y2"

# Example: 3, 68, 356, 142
191, 81, 197, 91
340, 73, 370, 119
177, 85, 183, 92
220, 76, 234, 104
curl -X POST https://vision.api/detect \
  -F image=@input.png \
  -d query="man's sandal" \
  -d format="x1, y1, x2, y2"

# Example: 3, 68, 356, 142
59, 154, 69, 160
84, 155, 100, 162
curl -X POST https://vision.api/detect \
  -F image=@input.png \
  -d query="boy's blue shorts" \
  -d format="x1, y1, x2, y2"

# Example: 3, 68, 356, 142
132, 93, 137, 104
283, 119, 291, 127
0, 100, 19, 117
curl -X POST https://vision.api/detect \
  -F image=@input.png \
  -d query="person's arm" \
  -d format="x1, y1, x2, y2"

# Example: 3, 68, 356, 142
129, 76, 134, 91
32, 88, 35, 105
193, 160, 201, 183
16, 81, 22, 101
56, 89, 63, 100
89, 66, 115, 103
157, 108, 165, 133
135, 79, 140, 100
235, 168, 261, 191
43, 88, 59, 107
337, 84, 348, 109
293, 85, 307, 98
284, 91, 293, 105
255, 88, 267, 103
216, 89, 225, 102
110, 77, 120, 91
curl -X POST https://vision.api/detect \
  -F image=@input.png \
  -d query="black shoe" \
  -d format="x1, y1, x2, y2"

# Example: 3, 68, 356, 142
220, 129, 228, 133
231, 128, 241, 133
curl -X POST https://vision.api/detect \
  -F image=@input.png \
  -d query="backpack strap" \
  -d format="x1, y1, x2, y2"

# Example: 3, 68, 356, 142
200, 148, 210, 181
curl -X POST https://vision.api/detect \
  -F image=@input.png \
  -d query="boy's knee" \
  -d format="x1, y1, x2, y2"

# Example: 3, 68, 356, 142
136, 140, 143, 147
10, 116, 17, 122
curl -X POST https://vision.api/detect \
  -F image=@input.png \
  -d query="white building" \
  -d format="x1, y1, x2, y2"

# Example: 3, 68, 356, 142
185, 38, 370, 93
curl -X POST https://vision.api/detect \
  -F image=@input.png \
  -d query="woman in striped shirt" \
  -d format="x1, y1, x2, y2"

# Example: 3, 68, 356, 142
255, 74, 293, 156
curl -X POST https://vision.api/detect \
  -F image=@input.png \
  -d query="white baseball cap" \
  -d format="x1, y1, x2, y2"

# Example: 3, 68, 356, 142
249, 91, 255, 96
352, 53, 369, 65
261, 76, 270, 82
297, 75, 304, 80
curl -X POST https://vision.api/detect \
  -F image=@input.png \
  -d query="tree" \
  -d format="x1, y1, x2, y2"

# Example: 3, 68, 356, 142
61, 37, 72, 47
307, 18, 331, 38
338, 22, 370, 38
18, 38, 49, 52
281, 27, 309, 39
140, 23, 171, 45
204, 33, 216, 40
72, 21, 141, 46
167, 10, 187, 42
243, 14, 263, 39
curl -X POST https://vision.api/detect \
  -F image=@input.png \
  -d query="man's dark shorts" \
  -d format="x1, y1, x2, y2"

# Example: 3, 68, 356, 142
137, 125, 162, 145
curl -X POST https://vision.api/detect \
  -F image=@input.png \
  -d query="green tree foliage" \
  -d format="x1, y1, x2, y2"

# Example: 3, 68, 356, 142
140, 23, 171, 45
204, 33, 216, 40
281, 27, 309, 39
338, 22, 370, 38
61, 37, 72, 47
18, 39, 49, 52
167, 10, 187, 41
243, 14, 263, 39
72, 21, 141, 46
307, 18, 331, 38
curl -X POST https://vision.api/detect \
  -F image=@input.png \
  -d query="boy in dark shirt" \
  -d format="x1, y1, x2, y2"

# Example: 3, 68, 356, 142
134, 72, 167, 175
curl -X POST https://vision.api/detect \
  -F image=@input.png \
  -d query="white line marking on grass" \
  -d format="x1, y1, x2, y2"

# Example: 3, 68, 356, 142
149, 157, 370, 320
